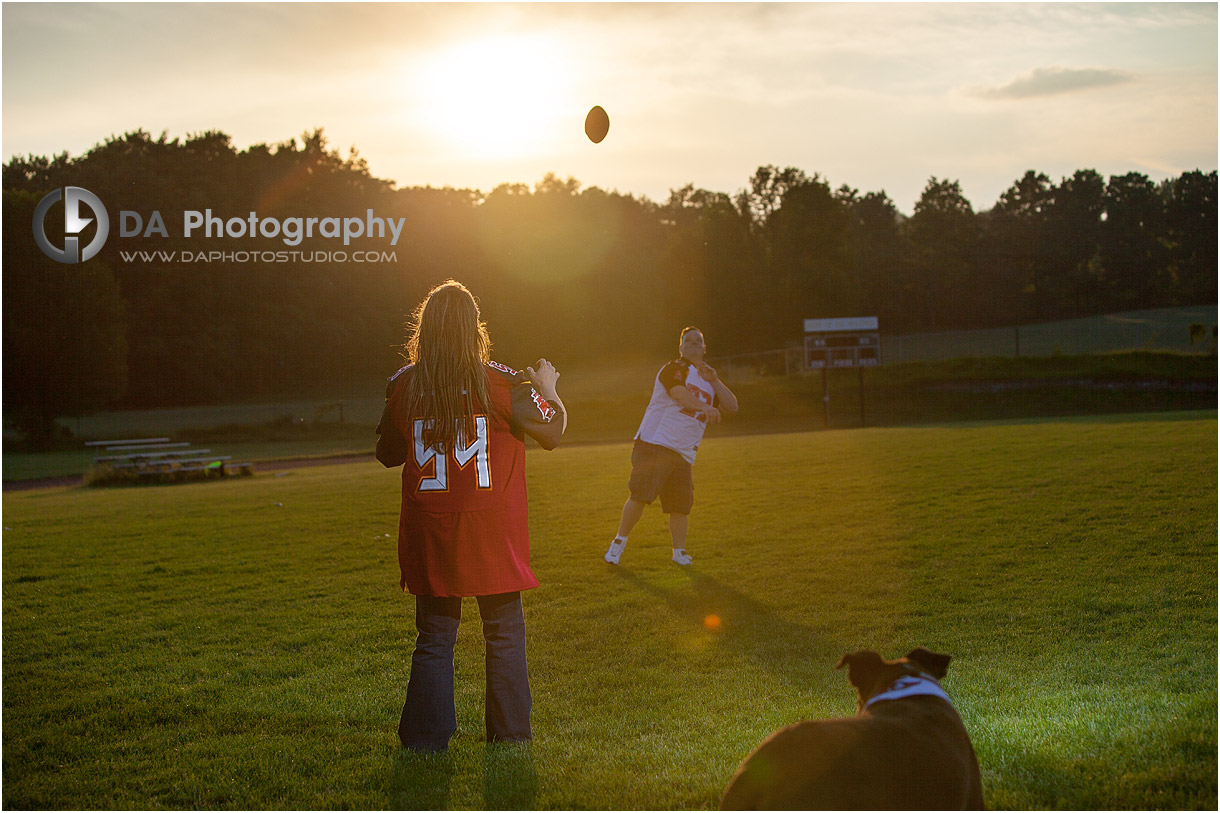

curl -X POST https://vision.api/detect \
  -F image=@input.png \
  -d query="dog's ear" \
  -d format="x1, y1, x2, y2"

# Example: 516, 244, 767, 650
905, 647, 952, 678
836, 650, 884, 691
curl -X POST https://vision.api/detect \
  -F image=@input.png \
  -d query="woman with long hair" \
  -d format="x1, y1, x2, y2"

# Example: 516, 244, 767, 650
376, 280, 566, 751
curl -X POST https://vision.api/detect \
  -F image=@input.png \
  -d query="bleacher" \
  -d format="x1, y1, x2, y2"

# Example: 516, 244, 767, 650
86, 438, 252, 483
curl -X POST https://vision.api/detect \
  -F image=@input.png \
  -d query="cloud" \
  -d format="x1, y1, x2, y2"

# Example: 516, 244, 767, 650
976, 67, 1135, 99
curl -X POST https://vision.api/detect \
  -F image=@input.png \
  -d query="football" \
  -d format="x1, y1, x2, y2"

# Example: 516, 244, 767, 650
584, 105, 610, 143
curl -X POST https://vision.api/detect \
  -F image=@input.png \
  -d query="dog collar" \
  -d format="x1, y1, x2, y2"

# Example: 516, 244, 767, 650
864, 675, 952, 710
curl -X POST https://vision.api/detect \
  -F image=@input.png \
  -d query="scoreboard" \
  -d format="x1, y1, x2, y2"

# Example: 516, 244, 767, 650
804, 316, 881, 369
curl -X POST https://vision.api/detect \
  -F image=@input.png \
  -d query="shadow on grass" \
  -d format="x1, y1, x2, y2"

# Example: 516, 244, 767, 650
483, 741, 538, 809
389, 748, 455, 810
612, 566, 840, 690
388, 742, 537, 810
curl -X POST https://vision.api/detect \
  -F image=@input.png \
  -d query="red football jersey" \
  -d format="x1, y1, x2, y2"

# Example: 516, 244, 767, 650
376, 362, 563, 597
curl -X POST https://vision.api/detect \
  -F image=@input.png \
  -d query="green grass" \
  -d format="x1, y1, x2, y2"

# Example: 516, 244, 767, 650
3, 414, 1216, 809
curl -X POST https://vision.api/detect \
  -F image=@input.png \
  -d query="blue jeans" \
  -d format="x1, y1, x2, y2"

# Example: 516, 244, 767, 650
399, 592, 532, 751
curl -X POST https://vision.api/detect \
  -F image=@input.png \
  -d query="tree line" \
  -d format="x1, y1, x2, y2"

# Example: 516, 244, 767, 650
3, 128, 1215, 439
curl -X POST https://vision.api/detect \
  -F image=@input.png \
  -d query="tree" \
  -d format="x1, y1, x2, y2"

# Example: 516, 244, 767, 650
906, 178, 980, 329
841, 189, 909, 331
660, 184, 764, 350
1162, 170, 1217, 305
768, 175, 852, 327
1100, 172, 1169, 311
983, 170, 1054, 322
3, 190, 127, 443
738, 165, 810, 229
1042, 169, 1106, 317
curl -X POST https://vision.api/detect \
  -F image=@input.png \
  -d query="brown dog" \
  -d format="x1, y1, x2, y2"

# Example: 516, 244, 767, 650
721, 648, 983, 810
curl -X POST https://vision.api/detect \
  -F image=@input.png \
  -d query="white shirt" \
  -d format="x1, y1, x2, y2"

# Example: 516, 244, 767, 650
635, 359, 717, 464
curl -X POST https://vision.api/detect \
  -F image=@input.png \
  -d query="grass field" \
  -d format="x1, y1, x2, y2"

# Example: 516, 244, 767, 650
2, 412, 1216, 809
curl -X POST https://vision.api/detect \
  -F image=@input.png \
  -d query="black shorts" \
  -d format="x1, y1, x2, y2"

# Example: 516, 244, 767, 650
628, 440, 694, 515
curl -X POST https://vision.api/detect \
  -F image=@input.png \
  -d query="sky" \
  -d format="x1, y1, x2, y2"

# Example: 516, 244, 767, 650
3, 2, 1216, 214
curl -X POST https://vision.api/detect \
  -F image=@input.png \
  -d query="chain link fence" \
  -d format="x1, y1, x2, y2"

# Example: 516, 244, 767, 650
711, 305, 1217, 376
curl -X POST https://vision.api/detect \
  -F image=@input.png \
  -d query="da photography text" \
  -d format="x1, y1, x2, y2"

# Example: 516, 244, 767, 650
31, 186, 407, 265
123, 208, 406, 247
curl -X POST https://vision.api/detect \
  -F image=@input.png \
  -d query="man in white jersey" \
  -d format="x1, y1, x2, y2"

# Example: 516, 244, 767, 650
605, 327, 739, 566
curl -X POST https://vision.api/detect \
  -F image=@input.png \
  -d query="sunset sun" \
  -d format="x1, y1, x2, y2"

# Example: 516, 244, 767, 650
412, 35, 575, 159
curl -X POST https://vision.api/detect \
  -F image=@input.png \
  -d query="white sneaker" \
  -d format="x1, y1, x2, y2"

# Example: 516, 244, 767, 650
605, 538, 626, 564
672, 549, 692, 566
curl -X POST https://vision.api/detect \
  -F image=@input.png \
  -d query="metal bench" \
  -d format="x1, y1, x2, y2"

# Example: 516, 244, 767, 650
85, 439, 253, 484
